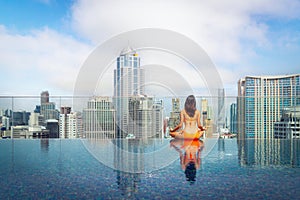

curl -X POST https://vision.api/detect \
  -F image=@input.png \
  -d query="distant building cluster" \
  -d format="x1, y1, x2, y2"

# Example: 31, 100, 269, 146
0, 91, 82, 139
1, 48, 299, 140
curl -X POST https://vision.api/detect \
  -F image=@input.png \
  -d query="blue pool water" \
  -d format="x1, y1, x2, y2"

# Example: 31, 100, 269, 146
0, 138, 299, 199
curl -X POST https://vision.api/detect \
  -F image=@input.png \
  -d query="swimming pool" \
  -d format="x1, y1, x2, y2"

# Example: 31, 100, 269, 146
0, 138, 299, 199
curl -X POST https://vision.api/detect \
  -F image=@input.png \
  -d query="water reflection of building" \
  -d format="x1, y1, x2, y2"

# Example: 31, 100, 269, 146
116, 171, 140, 198
238, 139, 300, 167
83, 97, 116, 139
40, 139, 49, 152
274, 106, 300, 139
237, 74, 300, 139
113, 139, 143, 197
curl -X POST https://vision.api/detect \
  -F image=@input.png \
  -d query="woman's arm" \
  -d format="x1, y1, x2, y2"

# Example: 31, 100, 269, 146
197, 110, 205, 131
170, 110, 184, 132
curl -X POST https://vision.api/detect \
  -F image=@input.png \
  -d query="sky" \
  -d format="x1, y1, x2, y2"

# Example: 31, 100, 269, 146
0, 0, 300, 97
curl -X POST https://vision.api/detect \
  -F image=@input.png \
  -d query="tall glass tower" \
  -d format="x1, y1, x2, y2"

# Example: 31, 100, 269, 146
237, 74, 300, 139
114, 47, 145, 137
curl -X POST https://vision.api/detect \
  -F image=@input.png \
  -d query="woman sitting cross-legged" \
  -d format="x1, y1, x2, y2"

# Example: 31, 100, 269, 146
170, 95, 206, 140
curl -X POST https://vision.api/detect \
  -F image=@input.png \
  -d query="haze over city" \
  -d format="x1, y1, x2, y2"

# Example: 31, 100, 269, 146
0, 0, 300, 96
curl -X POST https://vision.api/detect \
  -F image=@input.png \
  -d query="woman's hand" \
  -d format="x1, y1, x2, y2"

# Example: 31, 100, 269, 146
199, 126, 206, 131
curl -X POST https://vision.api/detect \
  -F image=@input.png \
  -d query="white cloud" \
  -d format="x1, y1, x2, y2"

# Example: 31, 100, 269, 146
0, 25, 92, 95
1, 0, 300, 97
71, 0, 299, 62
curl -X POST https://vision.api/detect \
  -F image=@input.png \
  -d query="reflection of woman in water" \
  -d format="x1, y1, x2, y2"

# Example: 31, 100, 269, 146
170, 95, 206, 139
170, 139, 204, 183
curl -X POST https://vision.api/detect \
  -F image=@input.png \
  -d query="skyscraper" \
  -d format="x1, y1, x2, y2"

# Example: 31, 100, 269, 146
40, 91, 59, 121
114, 47, 145, 137
40, 91, 49, 104
83, 97, 116, 139
218, 88, 225, 131
168, 98, 181, 130
274, 106, 300, 139
128, 96, 163, 138
230, 103, 237, 134
237, 74, 300, 139
59, 110, 82, 139
201, 99, 208, 126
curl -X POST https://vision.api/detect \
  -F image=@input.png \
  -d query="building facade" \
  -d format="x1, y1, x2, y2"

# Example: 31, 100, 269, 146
59, 111, 82, 139
59, 107, 82, 139
237, 74, 300, 139
83, 97, 116, 139
230, 103, 237, 134
113, 47, 145, 137
128, 96, 163, 139
168, 98, 181, 130
274, 106, 300, 139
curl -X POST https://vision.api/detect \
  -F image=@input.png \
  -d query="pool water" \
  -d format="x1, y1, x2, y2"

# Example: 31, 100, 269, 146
0, 138, 299, 199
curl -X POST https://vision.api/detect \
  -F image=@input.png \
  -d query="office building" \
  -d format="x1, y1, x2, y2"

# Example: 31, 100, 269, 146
218, 88, 225, 131
11, 111, 30, 126
237, 78, 246, 139
152, 100, 164, 138
237, 74, 300, 139
46, 119, 59, 138
201, 99, 208, 126
28, 112, 44, 127
230, 103, 237, 134
274, 106, 300, 139
40, 91, 59, 121
168, 98, 181, 130
40, 91, 49, 104
59, 108, 82, 139
128, 96, 163, 138
83, 97, 116, 139
113, 47, 145, 137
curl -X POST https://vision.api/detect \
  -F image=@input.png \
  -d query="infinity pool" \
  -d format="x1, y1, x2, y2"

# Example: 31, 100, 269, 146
0, 138, 299, 199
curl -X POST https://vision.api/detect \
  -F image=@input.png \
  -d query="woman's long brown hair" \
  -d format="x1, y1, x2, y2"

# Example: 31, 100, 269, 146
184, 95, 196, 117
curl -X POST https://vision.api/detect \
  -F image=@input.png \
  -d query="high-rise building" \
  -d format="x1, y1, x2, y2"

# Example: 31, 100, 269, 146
230, 103, 237, 134
113, 47, 144, 137
28, 112, 44, 126
201, 99, 208, 126
218, 88, 225, 131
46, 119, 59, 138
83, 97, 116, 139
168, 98, 181, 130
237, 74, 300, 139
41, 102, 59, 121
237, 78, 246, 139
12, 111, 30, 126
128, 96, 163, 138
40, 91, 49, 104
152, 100, 164, 138
40, 91, 59, 121
59, 111, 82, 139
59, 106, 71, 139
274, 106, 300, 139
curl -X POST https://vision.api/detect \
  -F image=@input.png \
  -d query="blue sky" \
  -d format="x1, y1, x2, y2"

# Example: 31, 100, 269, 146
0, 0, 300, 97
0, 0, 72, 31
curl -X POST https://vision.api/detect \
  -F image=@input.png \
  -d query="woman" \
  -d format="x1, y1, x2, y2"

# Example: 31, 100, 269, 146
170, 95, 205, 140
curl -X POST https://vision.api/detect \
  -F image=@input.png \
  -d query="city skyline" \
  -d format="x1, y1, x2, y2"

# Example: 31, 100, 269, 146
0, 0, 300, 96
